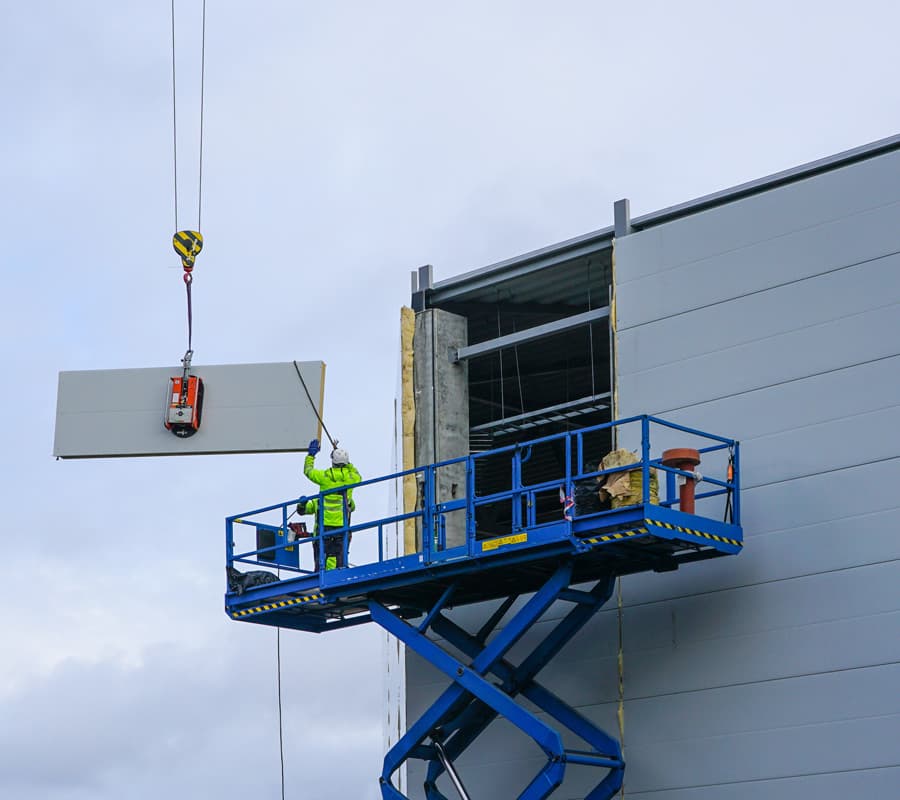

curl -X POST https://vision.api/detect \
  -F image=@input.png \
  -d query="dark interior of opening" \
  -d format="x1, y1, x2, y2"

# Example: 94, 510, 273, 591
431, 247, 614, 532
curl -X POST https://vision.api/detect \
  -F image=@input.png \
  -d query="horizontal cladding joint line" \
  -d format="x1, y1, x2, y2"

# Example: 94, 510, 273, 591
617, 246, 900, 330
632, 353, 900, 418
232, 592, 324, 618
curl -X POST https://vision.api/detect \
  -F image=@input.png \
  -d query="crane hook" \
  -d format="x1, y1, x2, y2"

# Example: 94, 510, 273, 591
173, 230, 203, 271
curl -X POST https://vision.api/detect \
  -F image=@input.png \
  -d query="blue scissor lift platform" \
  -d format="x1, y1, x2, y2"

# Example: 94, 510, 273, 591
225, 416, 742, 800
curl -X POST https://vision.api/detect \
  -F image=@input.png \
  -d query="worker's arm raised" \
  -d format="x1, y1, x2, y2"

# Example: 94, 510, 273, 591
304, 454, 327, 486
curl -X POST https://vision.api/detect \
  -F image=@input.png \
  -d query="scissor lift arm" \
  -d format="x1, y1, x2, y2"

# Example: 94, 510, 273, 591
372, 564, 624, 799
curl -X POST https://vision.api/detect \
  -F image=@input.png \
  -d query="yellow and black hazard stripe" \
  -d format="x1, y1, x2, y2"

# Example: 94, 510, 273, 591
232, 592, 324, 619
582, 526, 648, 545
173, 230, 203, 268
644, 519, 742, 548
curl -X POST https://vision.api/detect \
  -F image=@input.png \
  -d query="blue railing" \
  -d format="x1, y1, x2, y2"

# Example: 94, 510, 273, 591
226, 415, 740, 580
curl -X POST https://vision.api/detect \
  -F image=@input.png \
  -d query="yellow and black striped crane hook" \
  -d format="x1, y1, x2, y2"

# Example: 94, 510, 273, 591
173, 230, 203, 272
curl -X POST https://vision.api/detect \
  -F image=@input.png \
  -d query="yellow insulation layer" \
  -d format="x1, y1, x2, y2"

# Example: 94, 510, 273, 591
400, 306, 417, 554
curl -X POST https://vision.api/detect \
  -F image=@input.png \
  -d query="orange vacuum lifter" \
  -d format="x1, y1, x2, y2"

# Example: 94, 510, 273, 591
165, 350, 204, 437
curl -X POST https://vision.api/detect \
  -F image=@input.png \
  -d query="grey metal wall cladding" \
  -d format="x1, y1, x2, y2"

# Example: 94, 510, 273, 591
404, 145, 900, 798
618, 151, 900, 284
613, 147, 900, 795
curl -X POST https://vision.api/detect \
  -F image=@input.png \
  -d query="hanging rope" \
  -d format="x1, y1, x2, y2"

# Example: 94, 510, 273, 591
184, 272, 193, 352
170, 0, 179, 232
170, 0, 206, 233
170, 0, 207, 361
198, 0, 206, 230
276, 626, 286, 800
293, 361, 338, 450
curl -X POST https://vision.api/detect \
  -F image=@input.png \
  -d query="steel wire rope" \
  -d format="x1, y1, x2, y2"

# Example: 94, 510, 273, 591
511, 319, 525, 416
170, 0, 178, 232
170, 0, 207, 233
172, 7, 285, 797
276, 626, 286, 800
171, 0, 207, 356
197, 0, 206, 230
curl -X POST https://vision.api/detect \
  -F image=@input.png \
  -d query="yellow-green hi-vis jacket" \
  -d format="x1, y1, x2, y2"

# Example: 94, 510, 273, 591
303, 456, 361, 527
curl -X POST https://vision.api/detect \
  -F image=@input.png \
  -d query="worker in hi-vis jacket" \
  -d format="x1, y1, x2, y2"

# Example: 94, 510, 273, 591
303, 439, 361, 570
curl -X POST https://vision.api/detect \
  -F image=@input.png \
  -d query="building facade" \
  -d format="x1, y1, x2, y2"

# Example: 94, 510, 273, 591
399, 135, 900, 798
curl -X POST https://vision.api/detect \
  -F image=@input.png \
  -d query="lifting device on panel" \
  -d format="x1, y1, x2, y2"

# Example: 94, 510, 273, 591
224, 415, 743, 800
164, 1, 207, 438
164, 230, 204, 437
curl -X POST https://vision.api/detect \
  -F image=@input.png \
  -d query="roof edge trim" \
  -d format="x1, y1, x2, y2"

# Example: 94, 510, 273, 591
431, 227, 613, 298
631, 132, 900, 230
429, 132, 900, 297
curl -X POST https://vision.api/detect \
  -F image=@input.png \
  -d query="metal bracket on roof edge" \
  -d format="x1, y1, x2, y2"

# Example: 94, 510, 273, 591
614, 198, 632, 237
411, 263, 434, 312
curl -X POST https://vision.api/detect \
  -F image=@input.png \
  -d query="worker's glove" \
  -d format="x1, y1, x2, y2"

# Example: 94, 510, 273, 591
308, 439, 320, 456
348, 499, 356, 513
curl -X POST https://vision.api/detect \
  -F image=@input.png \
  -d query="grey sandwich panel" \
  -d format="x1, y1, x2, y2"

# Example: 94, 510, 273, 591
612, 142, 900, 797
54, 360, 325, 458
618, 147, 900, 284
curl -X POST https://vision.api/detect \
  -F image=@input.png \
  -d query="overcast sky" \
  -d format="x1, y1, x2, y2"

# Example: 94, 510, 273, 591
2, 1, 899, 798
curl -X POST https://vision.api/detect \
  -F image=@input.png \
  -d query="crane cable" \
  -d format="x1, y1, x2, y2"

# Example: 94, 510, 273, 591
170, 0, 206, 374
172, 7, 288, 795
276, 628, 286, 800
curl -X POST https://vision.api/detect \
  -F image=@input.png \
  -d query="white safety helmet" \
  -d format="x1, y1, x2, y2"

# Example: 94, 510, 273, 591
331, 447, 350, 466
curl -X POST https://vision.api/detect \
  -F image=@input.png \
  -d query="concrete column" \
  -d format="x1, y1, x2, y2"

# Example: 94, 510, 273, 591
414, 308, 469, 550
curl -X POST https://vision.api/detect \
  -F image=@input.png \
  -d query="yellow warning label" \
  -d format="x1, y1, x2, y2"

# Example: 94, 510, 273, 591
482, 532, 528, 552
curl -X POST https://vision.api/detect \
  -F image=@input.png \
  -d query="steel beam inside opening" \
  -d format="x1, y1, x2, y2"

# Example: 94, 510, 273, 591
469, 393, 611, 435
53, 360, 325, 459
453, 307, 609, 362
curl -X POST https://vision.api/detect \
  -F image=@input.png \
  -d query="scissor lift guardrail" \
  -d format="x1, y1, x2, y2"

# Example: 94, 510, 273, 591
225, 415, 743, 800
